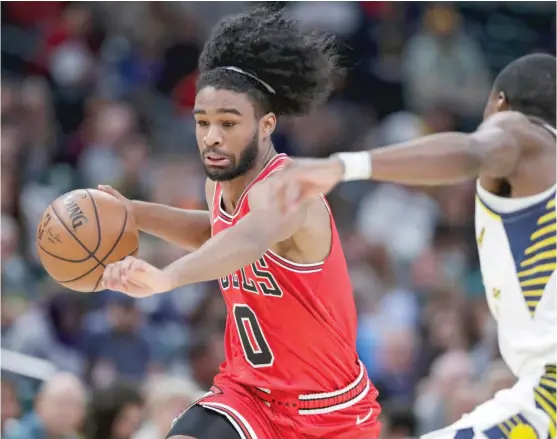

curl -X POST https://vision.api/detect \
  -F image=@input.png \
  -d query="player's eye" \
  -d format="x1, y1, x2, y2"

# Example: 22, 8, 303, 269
222, 121, 236, 128
196, 120, 209, 127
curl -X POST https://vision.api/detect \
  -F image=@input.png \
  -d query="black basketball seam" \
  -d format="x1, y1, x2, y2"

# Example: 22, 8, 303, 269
37, 190, 110, 262
84, 189, 103, 255
57, 205, 131, 283
37, 241, 92, 263
50, 201, 105, 267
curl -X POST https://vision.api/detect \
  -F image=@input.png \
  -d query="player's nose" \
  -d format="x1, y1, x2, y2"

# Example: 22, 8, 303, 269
203, 125, 223, 147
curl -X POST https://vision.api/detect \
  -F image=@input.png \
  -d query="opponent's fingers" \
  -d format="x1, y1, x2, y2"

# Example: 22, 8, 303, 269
283, 181, 303, 213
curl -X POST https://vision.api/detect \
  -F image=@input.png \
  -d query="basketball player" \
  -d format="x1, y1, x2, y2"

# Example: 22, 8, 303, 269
101, 5, 381, 439
274, 54, 557, 439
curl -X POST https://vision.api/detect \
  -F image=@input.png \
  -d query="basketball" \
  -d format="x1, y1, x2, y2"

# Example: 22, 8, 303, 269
36, 189, 139, 292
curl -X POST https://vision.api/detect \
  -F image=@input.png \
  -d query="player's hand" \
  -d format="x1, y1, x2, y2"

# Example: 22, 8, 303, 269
275, 157, 344, 212
102, 256, 173, 297
97, 185, 135, 221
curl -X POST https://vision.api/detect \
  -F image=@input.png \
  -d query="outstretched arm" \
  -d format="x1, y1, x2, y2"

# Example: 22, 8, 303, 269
357, 114, 520, 185
102, 178, 314, 295
160, 180, 309, 289
276, 112, 538, 207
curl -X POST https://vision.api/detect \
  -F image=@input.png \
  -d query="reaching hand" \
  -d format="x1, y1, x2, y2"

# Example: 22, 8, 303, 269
102, 256, 173, 297
275, 157, 345, 212
97, 185, 135, 220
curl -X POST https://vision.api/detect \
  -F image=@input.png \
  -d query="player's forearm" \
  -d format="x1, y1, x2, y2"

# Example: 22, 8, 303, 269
132, 201, 211, 251
162, 214, 271, 288
338, 132, 487, 186
367, 132, 483, 186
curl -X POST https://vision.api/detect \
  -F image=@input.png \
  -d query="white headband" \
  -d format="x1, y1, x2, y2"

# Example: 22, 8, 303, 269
223, 66, 276, 95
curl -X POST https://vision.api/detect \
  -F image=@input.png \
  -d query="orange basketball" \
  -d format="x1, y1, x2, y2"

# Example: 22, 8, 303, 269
36, 189, 139, 292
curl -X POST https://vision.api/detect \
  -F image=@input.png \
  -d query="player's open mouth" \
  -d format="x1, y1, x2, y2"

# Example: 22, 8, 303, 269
205, 154, 231, 167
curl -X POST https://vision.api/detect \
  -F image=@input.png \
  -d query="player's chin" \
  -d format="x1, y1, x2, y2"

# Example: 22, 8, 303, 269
204, 166, 238, 182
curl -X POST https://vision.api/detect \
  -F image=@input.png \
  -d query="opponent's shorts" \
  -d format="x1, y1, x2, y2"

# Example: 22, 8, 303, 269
422, 364, 556, 439
168, 363, 382, 439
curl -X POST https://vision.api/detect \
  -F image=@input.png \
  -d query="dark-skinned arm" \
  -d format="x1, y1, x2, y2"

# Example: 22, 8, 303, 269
363, 111, 528, 185
276, 112, 537, 209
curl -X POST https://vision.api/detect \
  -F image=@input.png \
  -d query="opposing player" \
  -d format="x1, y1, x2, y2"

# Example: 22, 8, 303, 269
274, 53, 557, 438
101, 5, 381, 439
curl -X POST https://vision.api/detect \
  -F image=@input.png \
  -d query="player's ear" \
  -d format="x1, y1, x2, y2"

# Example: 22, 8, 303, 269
260, 113, 276, 138
496, 91, 511, 112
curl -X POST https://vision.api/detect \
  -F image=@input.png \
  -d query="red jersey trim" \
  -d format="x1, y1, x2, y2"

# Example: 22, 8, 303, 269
218, 153, 287, 220
263, 250, 323, 273
248, 361, 371, 415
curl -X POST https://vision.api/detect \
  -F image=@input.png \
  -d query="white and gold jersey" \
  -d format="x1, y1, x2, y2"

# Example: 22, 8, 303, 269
476, 181, 556, 378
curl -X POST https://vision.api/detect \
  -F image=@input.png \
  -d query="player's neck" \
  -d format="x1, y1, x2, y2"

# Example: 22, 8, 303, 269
221, 146, 277, 210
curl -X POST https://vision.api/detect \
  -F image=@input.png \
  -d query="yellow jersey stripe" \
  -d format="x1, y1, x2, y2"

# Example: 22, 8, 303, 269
526, 236, 557, 255
527, 300, 541, 310
531, 224, 557, 240
540, 377, 557, 390
518, 264, 557, 278
498, 421, 510, 435
538, 210, 557, 225
521, 250, 557, 267
523, 289, 544, 297
536, 386, 556, 408
534, 388, 556, 439
521, 277, 551, 287
475, 196, 501, 220
548, 198, 556, 209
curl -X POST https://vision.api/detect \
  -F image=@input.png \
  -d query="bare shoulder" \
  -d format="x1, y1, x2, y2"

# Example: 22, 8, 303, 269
478, 111, 554, 149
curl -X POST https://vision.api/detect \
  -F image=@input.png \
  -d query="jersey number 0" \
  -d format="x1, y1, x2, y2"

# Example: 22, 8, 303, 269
233, 304, 274, 367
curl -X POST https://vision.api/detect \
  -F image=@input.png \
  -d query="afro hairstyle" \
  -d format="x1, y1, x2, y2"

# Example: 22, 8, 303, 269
196, 4, 339, 117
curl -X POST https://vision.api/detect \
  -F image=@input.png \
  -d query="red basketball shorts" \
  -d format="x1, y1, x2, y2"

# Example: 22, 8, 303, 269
193, 363, 382, 439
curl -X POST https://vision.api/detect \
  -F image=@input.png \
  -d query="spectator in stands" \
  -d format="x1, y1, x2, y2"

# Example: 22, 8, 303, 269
187, 328, 225, 391
402, 3, 490, 120
5, 372, 86, 439
86, 294, 152, 387
1, 379, 21, 436
133, 375, 203, 439
83, 382, 143, 439
4, 293, 89, 378
374, 329, 420, 405
414, 350, 474, 434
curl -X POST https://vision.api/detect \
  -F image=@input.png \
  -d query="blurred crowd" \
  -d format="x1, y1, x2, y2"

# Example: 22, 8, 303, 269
1, 2, 555, 438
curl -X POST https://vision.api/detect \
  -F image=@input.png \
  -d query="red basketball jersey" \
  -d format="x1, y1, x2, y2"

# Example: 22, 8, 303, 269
211, 153, 362, 394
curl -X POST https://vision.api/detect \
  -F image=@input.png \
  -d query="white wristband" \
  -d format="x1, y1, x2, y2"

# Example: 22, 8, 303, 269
334, 152, 372, 181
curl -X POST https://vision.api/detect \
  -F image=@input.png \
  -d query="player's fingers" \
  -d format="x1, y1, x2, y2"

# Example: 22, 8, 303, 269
120, 256, 136, 282
103, 264, 119, 290
98, 185, 124, 200
122, 259, 148, 285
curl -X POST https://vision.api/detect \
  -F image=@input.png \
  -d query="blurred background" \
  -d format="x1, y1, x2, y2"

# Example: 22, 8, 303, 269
1, 2, 555, 438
